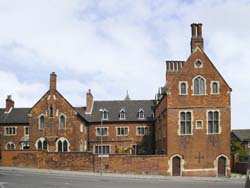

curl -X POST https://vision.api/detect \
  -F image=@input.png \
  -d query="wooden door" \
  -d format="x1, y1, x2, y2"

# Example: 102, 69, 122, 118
218, 156, 226, 176
172, 156, 181, 176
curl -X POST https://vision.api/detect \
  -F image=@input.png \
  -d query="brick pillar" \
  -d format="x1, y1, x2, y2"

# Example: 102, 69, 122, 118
5, 95, 14, 113
50, 72, 57, 92
86, 89, 93, 113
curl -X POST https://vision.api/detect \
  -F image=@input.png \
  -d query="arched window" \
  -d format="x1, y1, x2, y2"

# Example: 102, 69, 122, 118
193, 76, 206, 95
56, 137, 70, 152
58, 140, 62, 152
6, 142, 15, 150
119, 109, 126, 120
35, 137, 48, 151
49, 105, 53, 117
39, 115, 45, 129
59, 115, 66, 129
138, 109, 144, 119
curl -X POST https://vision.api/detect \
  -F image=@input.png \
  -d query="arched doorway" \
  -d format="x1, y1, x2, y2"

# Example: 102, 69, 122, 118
218, 156, 226, 176
172, 156, 181, 176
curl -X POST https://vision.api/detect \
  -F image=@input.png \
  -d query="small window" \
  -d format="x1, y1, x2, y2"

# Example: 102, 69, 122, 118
196, 120, 203, 129
36, 137, 48, 151
59, 115, 66, 129
136, 126, 149, 136
39, 115, 45, 129
96, 127, 108, 136
94, 145, 110, 155
116, 127, 129, 136
194, 60, 203, 68
102, 110, 108, 120
138, 109, 145, 119
6, 142, 15, 150
4, 127, 17, 136
24, 126, 29, 136
119, 109, 126, 120
211, 81, 220, 94
179, 82, 188, 95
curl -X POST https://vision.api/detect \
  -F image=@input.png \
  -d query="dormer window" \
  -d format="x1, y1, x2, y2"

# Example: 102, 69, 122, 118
119, 109, 126, 120
138, 108, 144, 119
102, 109, 109, 120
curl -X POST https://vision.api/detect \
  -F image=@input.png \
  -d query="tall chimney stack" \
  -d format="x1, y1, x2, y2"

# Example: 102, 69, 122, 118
50, 72, 57, 92
190, 23, 204, 52
85, 89, 93, 114
5, 95, 14, 113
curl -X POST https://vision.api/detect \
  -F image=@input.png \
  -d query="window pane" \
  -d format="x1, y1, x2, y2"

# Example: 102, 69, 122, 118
212, 82, 219, 93
43, 140, 47, 150
194, 78, 199, 94
186, 112, 191, 121
208, 121, 213, 133
214, 121, 219, 133
180, 122, 185, 134
200, 78, 205, 94
49, 106, 53, 117
214, 112, 219, 121
38, 141, 42, 150
186, 122, 191, 134
181, 83, 186, 94
180, 112, 185, 121
63, 140, 68, 152
208, 112, 213, 121
58, 141, 62, 152
60, 116, 65, 129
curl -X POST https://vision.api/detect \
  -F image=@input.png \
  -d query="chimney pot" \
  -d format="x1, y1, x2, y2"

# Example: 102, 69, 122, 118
190, 23, 204, 52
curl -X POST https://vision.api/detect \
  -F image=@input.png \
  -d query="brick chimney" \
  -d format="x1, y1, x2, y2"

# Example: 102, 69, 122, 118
191, 23, 204, 52
49, 72, 57, 92
5, 95, 14, 113
85, 89, 93, 114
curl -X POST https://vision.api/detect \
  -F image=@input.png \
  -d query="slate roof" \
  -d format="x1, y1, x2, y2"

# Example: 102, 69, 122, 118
232, 129, 250, 142
0, 100, 156, 125
0, 108, 30, 125
75, 100, 155, 123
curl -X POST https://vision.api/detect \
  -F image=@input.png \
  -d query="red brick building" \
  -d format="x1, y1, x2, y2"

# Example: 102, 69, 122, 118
155, 23, 231, 176
0, 23, 231, 177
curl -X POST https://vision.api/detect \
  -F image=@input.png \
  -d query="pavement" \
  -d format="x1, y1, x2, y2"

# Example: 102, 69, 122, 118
0, 166, 246, 183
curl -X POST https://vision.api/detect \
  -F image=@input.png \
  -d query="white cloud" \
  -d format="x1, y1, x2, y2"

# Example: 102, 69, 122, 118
0, 0, 249, 129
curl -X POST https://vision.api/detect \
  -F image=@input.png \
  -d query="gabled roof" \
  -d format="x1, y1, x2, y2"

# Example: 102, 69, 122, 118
0, 108, 30, 125
232, 129, 250, 142
76, 100, 155, 123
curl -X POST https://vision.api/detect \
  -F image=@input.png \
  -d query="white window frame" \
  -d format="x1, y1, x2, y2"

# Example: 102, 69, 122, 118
38, 114, 45, 130
179, 81, 188, 95
196, 120, 203, 129
56, 137, 70, 152
5, 141, 16, 150
138, 108, 145, 120
211, 81, 220, 95
35, 137, 48, 151
102, 109, 109, 120
116, 127, 129, 136
178, 110, 193, 136
119, 109, 126, 120
94, 144, 111, 155
4, 126, 17, 136
136, 126, 149, 136
192, 75, 207, 96
59, 114, 66, 129
96, 127, 109, 136
206, 110, 221, 135
194, 59, 203, 68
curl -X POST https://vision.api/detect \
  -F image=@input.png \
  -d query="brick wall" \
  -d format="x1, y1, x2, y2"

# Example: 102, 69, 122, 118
1, 150, 168, 175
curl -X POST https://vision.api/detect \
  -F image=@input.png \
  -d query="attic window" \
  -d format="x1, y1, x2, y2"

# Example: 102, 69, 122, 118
102, 109, 109, 120
194, 60, 203, 68
138, 109, 144, 119
119, 109, 126, 120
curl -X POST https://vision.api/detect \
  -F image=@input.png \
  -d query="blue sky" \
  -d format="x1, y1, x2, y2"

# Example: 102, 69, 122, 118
0, 0, 249, 129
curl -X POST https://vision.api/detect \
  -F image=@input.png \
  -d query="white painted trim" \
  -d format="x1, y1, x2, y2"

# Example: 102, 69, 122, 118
195, 120, 203, 129
138, 108, 145, 120
136, 126, 149, 136
115, 126, 129, 136
93, 144, 111, 155
4, 126, 17, 136
179, 81, 188, 95
194, 59, 203, 68
59, 113, 67, 130
192, 75, 207, 96
55, 137, 70, 152
183, 168, 215, 172
4, 107, 13, 114
95, 127, 109, 136
168, 154, 184, 176
210, 81, 220, 95
38, 113, 45, 130
5, 141, 16, 150
206, 110, 221, 135
178, 110, 193, 136
35, 137, 48, 151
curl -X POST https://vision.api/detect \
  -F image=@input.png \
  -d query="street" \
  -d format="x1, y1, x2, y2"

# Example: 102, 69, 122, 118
0, 168, 245, 188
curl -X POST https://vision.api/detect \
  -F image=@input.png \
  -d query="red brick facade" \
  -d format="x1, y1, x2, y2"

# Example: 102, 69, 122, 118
0, 23, 231, 177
